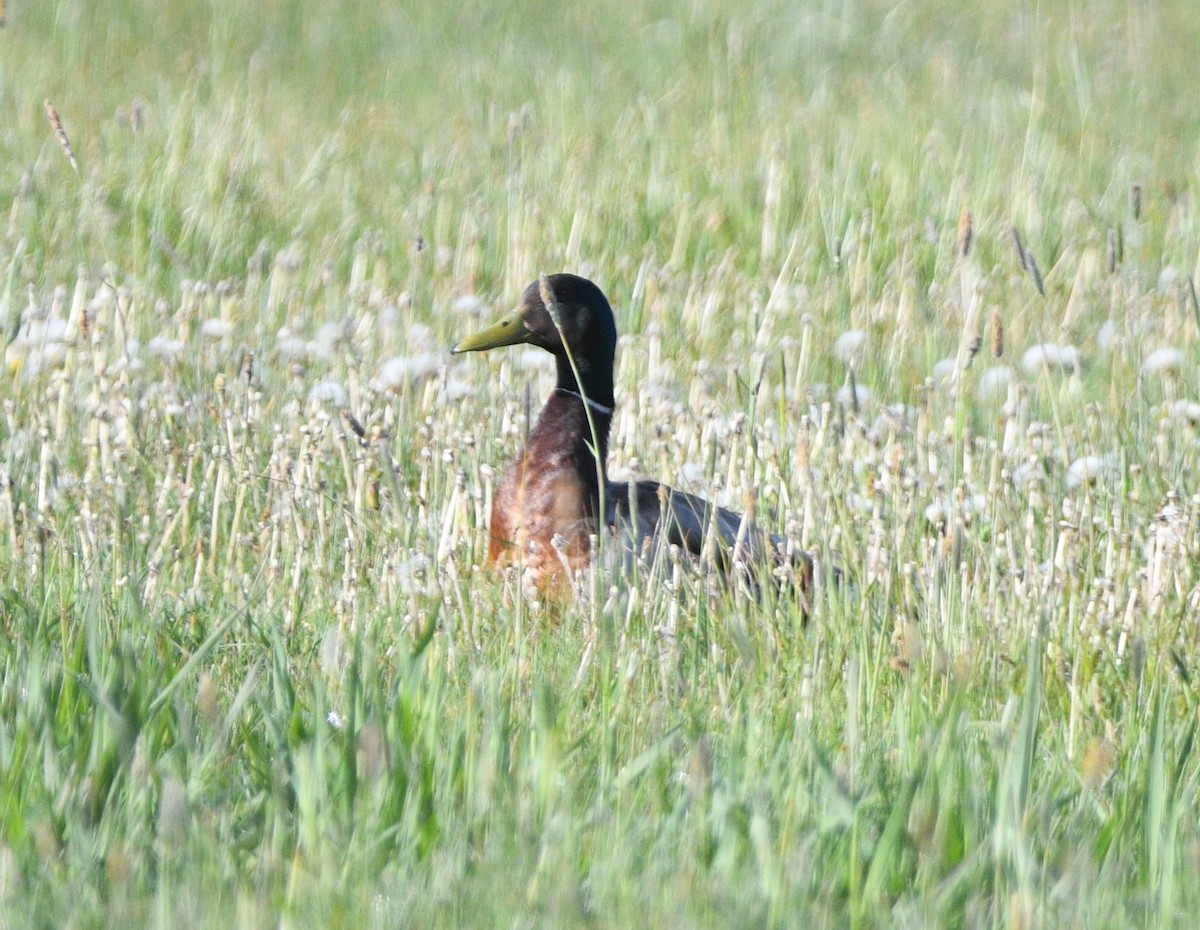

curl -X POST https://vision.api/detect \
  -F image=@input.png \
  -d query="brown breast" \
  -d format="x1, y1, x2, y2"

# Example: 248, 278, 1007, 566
487, 394, 607, 593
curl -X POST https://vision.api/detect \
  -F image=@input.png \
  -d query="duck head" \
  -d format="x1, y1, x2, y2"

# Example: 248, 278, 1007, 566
451, 273, 618, 406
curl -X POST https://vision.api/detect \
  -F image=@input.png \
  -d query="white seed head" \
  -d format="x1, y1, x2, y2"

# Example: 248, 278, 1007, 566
443, 378, 474, 401
1097, 320, 1119, 351
311, 321, 345, 360
378, 353, 439, 389
1021, 343, 1081, 374
978, 365, 1017, 400
1011, 460, 1046, 489
931, 357, 957, 380
677, 462, 707, 486
1141, 347, 1183, 377
1157, 266, 1181, 293
834, 329, 869, 365
1169, 399, 1200, 424
1066, 455, 1113, 489
307, 380, 349, 407
199, 318, 234, 340
452, 294, 488, 318
836, 383, 871, 408
147, 336, 186, 362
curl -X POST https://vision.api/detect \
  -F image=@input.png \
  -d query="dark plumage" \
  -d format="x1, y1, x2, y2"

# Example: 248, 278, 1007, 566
452, 273, 814, 608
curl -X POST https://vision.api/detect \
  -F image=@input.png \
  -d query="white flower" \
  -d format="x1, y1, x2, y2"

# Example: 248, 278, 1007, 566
443, 378, 474, 401
834, 329, 869, 365
1158, 266, 1181, 293
452, 294, 488, 318
844, 492, 874, 515
308, 380, 349, 407
275, 329, 310, 360
147, 336, 186, 361
19, 317, 70, 345
978, 366, 1017, 399
931, 357, 957, 380
110, 354, 146, 375
1141, 348, 1183, 377
199, 318, 234, 339
311, 322, 345, 360
677, 462, 707, 486
1021, 343, 1080, 374
37, 342, 69, 369
924, 494, 988, 525
1011, 460, 1045, 489
1169, 400, 1200, 424
836, 383, 871, 408
1066, 455, 1113, 489
378, 354, 439, 389
1097, 321, 1119, 351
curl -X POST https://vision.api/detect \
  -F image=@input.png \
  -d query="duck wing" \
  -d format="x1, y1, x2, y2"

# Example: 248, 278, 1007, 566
604, 478, 813, 604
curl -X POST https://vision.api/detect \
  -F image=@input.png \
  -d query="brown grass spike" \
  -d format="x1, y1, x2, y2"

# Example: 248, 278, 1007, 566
44, 100, 79, 173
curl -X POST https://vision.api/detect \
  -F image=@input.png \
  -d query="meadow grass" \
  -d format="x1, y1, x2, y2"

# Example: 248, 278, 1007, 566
3, 0, 1200, 927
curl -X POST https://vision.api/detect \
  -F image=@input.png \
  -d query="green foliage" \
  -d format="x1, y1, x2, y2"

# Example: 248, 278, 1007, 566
3, 0, 1200, 927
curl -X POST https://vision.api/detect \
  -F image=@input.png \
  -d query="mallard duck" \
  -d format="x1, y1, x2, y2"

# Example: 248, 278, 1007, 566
452, 273, 814, 607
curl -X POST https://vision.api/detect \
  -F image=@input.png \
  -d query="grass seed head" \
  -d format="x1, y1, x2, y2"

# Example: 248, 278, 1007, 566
1026, 250, 1044, 296
957, 206, 973, 257
43, 100, 78, 173
1010, 225, 1027, 271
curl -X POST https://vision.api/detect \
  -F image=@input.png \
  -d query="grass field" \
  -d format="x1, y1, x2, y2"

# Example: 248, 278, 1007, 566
3, 0, 1200, 926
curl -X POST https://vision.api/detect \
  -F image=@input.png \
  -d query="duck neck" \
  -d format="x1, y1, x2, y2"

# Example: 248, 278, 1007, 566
528, 390, 614, 504
554, 354, 615, 414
